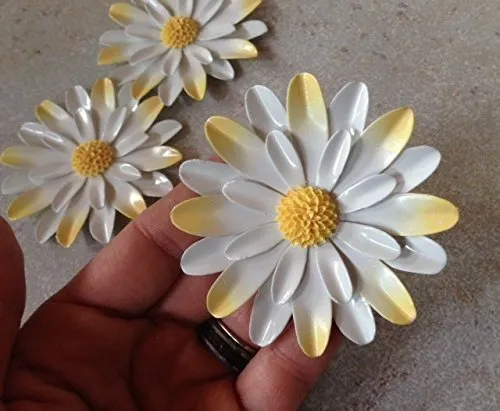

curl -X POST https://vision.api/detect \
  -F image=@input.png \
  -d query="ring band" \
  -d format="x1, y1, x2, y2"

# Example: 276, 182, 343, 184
198, 318, 258, 373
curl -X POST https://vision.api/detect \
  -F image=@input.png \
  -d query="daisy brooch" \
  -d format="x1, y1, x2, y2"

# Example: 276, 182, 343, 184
1, 78, 182, 247
171, 73, 459, 358
99, 0, 268, 106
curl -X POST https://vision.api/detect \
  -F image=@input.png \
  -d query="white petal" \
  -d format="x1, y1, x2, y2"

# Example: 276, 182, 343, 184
385, 146, 441, 193
222, 180, 282, 215
231, 20, 268, 40
89, 205, 116, 244
74, 108, 96, 143
180, 51, 207, 101
334, 239, 417, 325
225, 223, 282, 260
335, 222, 401, 261
181, 236, 233, 275
35, 205, 67, 244
100, 29, 140, 46
205, 117, 288, 192
101, 107, 128, 143
385, 236, 447, 275
106, 163, 142, 181
35, 100, 79, 143
114, 132, 149, 156
158, 71, 183, 106
130, 43, 167, 65
119, 96, 164, 137
192, 0, 224, 25
144, 119, 182, 147
314, 242, 353, 304
52, 176, 86, 213
316, 130, 351, 191
117, 83, 139, 113
347, 194, 459, 236
40, 131, 76, 152
179, 160, 239, 195
111, 61, 149, 85
65, 86, 91, 114
1, 146, 65, 169
186, 44, 213, 64
197, 23, 235, 41
130, 57, 166, 100
204, 58, 235, 80
328, 82, 369, 137
292, 258, 333, 358
162, 48, 182, 75
109, 3, 153, 27
171, 194, 273, 237
1, 174, 37, 195
265, 130, 305, 189
88, 176, 107, 209
132, 172, 172, 197
207, 241, 287, 318
287, 73, 329, 181
126, 24, 162, 40
199, 38, 257, 59
17, 123, 46, 147
170, 0, 193, 16
250, 278, 292, 347
210, 0, 261, 25
335, 108, 414, 193
108, 180, 147, 219
28, 163, 73, 183
145, 0, 171, 25
334, 295, 376, 345
271, 245, 307, 305
337, 174, 396, 213
246, 86, 287, 139
121, 146, 182, 171
56, 187, 91, 248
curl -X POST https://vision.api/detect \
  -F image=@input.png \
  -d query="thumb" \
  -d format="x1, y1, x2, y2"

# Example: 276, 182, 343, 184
0, 218, 25, 392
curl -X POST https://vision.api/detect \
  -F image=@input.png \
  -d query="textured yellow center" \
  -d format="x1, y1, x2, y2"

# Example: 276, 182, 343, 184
161, 16, 200, 48
276, 186, 338, 248
72, 140, 115, 177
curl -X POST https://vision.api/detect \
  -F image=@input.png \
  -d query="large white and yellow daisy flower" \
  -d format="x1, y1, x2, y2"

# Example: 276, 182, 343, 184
99, 0, 268, 105
1, 78, 182, 247
172, 73, 459, 358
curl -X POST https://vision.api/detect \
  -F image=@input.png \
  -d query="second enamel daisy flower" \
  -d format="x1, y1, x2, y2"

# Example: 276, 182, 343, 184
99, 0, 268, 105
172, 73, 459, 358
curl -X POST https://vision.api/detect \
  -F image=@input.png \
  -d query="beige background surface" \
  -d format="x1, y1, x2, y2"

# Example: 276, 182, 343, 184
0, 0, 499, 409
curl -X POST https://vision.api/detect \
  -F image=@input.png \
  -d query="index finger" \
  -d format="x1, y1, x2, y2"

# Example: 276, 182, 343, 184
55, 183, 199, 315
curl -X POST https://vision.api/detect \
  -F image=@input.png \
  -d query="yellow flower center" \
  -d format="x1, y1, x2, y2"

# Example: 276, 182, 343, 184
276, 186, 338, 248
161, 16, 200, 49
72, 140, 115, 177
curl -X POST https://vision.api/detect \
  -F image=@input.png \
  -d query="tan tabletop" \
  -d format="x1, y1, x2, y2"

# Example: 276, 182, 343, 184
1, 0, 499, 409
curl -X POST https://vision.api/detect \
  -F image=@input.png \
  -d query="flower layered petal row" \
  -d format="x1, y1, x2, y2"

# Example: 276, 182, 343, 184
172, 73, 459, 358
99, 0, 268, 106
1, 78, 183, 247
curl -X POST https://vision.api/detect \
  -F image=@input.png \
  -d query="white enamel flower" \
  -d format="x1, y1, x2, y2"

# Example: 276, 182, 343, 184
99, 0, 268, 106
0, 78, 182, 247
172, 74, 459, 358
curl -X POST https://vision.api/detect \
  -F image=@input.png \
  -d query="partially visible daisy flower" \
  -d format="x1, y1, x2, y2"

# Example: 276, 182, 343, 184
1, 78, 182, 247
172, 74, 459, 357
99, 0, 268, 106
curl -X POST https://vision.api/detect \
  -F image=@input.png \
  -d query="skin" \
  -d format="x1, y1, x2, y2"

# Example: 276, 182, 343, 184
0, 184, 342, 411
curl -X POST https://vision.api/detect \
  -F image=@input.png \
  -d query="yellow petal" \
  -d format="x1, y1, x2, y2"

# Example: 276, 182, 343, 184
91, 78, 116, 111
56, 210, 89, 248
98, 46, 129, 66
35, 100, 70, 125
361, 263, 417, 325
8, 187, 55, 221
131, 72, 165, 100
111, 181, 147, 220
183, 71, 207, 101
109, 3, 143, 26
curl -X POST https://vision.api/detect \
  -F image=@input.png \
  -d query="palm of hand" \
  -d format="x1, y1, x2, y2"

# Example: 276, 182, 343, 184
0, 186, 340, 411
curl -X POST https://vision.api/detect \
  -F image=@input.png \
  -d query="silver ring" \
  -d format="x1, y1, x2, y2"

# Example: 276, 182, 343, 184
198, 318, 258, 373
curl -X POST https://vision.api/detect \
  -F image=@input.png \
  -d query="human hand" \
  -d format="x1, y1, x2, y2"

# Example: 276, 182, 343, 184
0, 184, 341, 411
